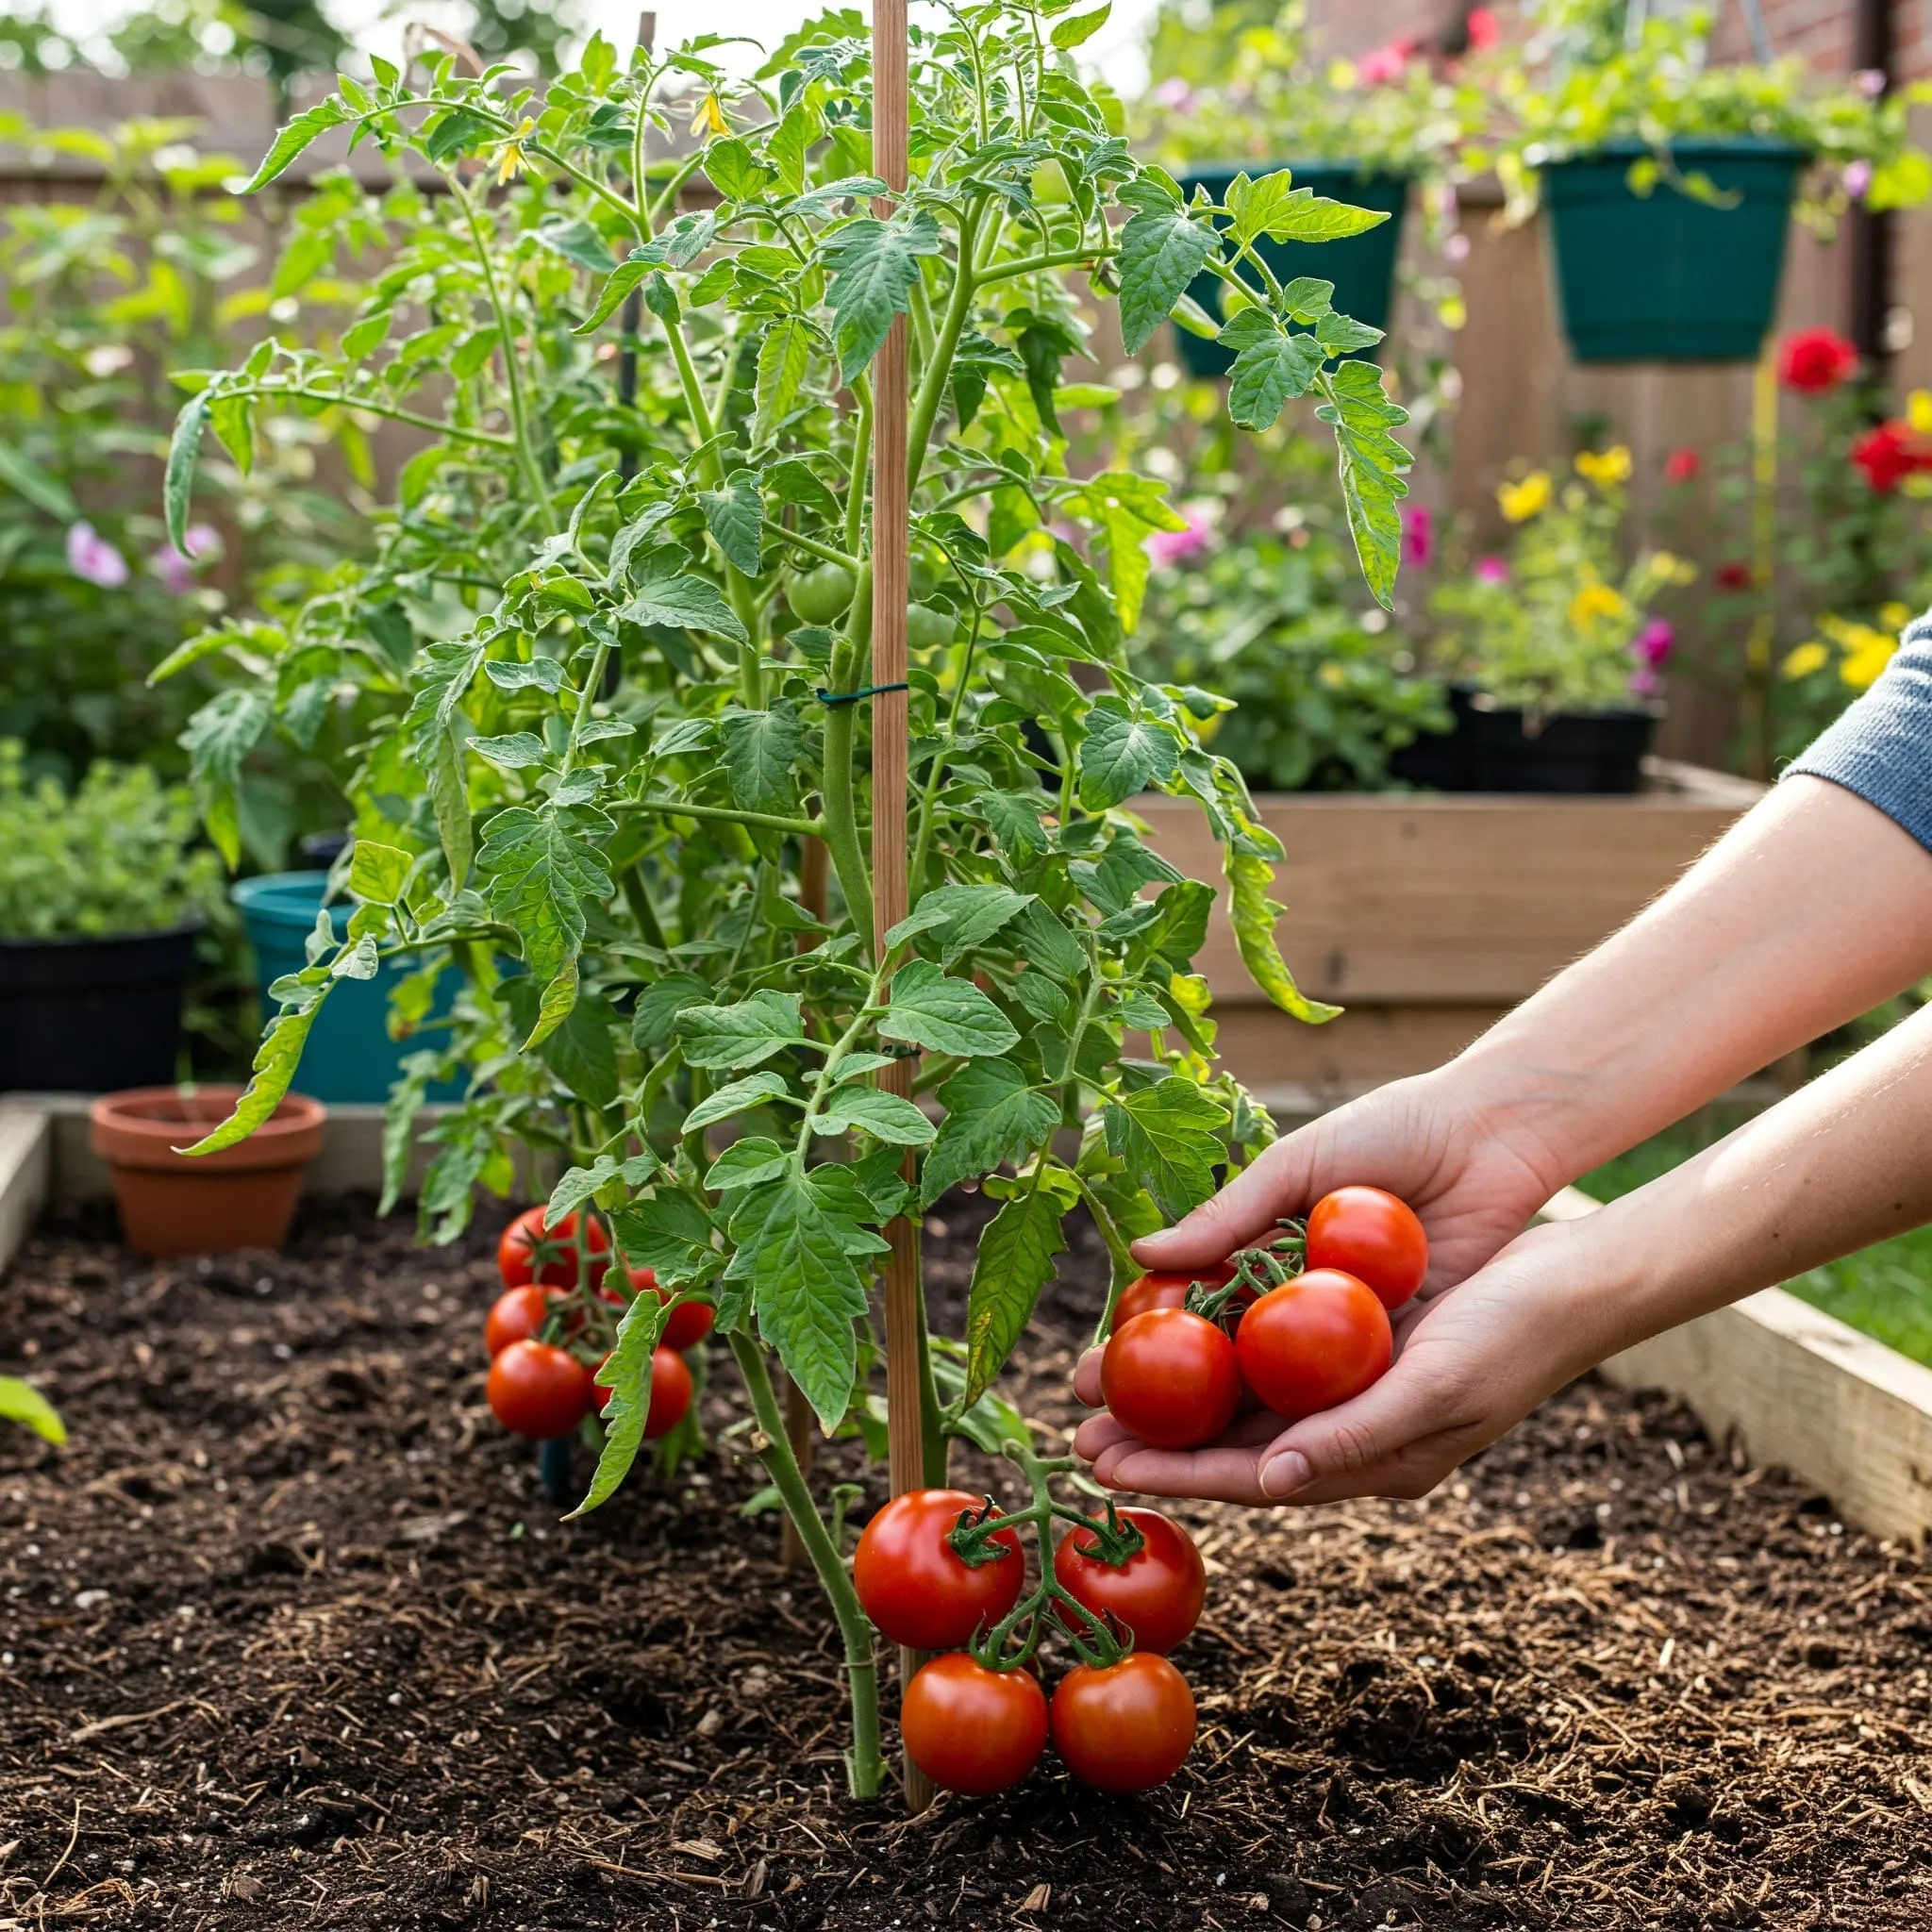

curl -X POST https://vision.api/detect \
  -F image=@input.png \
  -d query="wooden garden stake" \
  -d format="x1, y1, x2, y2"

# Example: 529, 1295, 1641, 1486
868, 0, 932, 1816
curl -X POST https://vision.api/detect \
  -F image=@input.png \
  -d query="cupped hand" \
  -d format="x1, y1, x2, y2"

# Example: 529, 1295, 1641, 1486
1073, 1218, 1609, 1506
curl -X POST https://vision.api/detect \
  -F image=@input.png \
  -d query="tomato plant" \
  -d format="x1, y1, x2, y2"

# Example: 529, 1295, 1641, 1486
854, 1487, 1024, 1652
1050, 1651, 1197, 1792
1304, 1185, 1427, 1307
1235, 1268, 1392, 1418
488, 1339, 595, 1440
628, 1267, 715, 1352
159, 4, 1411, 1798
899, 1653, 1048, 1795
1100, 1307, 1242, 1449
1053, 1507, 1206, 1656
498, 1207, 610, 1292
486, 1282, 558, 1357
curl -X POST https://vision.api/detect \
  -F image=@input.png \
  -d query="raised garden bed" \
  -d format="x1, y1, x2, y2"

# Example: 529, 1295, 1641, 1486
4, 1190, 1931, 1930
1140, 759, 1768, 1106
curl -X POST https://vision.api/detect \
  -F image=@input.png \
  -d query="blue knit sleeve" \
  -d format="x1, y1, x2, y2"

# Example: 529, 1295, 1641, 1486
1784, 611, 1932, 853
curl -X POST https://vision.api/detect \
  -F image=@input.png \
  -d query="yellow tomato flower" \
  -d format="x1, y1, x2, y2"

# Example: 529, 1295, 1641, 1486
493, 115, 535, 184
690, 91, 729, 139
1569, 581, 1629, 628
1781, 641, 1829, 679
1841, 629, 1898, 690
1880, 600, 1913, 633
1909, 391, 1932, 436
1574, 444, 1633, 486
1496, 470, 1551, 522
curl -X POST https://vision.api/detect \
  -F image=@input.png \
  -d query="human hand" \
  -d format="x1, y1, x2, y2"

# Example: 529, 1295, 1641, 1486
1073, 1217, 1611, 1505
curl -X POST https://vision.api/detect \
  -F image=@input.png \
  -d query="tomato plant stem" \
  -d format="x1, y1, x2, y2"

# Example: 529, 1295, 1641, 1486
729, 1333, 882, 1799
616, 797, 824, 841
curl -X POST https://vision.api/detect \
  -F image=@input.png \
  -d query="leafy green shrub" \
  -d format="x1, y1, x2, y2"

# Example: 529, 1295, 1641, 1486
0, 741, 222, 939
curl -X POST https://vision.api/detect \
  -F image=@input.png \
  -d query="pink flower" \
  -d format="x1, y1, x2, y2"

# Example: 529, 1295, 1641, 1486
66, 521, 128, 589
1144, 508, 1213, 569
1629, 666, 1662, 698
1465, 7, 1502, 51
1844, 158, 1874, 200
150, 524, 219, 595
1635, 617, 1674, 668
1855, 68, 1887, 99
1443, 231, 1472, 263
1474, 555, 1509, 585
1357, 37, 1416, 86
1151, 77, 1195, 112
1402, 504, 1434, 570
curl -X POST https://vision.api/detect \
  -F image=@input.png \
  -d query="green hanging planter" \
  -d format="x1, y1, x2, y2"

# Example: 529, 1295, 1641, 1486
1170, 164, 1408, 379
1541, 138, 1806, 364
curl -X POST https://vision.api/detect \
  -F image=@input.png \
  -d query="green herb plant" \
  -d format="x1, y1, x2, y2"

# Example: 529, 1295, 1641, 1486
158, 5, 1411, 1796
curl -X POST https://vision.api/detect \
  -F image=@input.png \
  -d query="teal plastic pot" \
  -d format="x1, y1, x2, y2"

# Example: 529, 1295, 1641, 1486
1171, 164, 1408, 379
232, 872, 460, 1106
1541, 140, 1805, 363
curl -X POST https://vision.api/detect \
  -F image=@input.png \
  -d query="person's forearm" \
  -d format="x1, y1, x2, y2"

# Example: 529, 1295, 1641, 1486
1448, 775, 1932, 1192
1540, 1000, 1932, 1365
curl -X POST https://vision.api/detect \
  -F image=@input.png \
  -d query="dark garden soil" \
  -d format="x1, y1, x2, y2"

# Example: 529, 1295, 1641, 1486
2, 1196, 1930, 1932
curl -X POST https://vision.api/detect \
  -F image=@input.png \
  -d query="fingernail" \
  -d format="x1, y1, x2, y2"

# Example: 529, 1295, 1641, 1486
1260, 1450, 1312, 1498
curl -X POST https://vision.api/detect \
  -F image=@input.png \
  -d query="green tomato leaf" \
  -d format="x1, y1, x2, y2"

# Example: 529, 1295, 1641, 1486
1078, 693, 1179, 809
1222, 814, 1341, 1025
699, 470, 765, 574
568, 1289, 673, 1517
1101, 1076, 1230, 1222
682, 1071, 795, 1133
180, 687, 270, 869
718, 704, 805, 817
821, 209, 942, 383
817, 1086, 936, 1146
922, 1059, 1058, 1208
163, 393, 209, 556
177, 979, 331, 1156
1116, 201, 1217, 356
1220, 311, 1326, 431
1254, 186, 1392, 243
622, 570, 749, 644
675, 989, 806, 1068
880, 959, 1019, 1058
614, 1191, 723, 1290
890, 883, 1033, 963
548, 1156, 623, 1226
1315, 359, 1411, 611
961, 1164, 1077, 1406
753, 316, 814, 446
1051, 5, 1111, 48
475, 806, 613, 1048
470, 732, 551, 770
241, 96, 348, 192
705, 1137, 791, 1191
633, 972, 710, 1051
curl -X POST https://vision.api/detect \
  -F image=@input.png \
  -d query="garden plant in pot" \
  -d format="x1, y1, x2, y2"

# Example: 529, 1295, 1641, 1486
1428, 446, 1693, 791
0, 742, 221, 1092
1489, 0, 1930, 363
158, 6, 1412, 1800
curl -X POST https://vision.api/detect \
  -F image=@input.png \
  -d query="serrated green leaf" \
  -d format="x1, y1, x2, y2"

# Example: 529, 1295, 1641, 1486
241, 97, 348, 192
179, 985, 330, 1156
471, 732, 551, 769
1221, 313, 1326, 431
922, 1060, 1058, 1208
180, 687, 270, 869
961, 1167, 1076, 1405
706, 1137, 791, 1191
898, 883, 1035, 963
817, 1086, 935, 1146
675, 989, 805, 1068
476, 806, 612, 1044
821, 210, 942, 382
880, 959, 1019, 1058
633, 972, 709, 1051
378, 1059, 430, 1218
0, 1376, 65, 1446
700, 470, 764, 573
613, 1191, 723, 1288
348, 841, 411, 907
718, 705, 804, 816
568, 1289, 673, 1517
1315, 359, 1411, 611
484, 657, 567, 693
623, 571, 748, 644
983, 790, 1048, 859
1223, 822, 1341, 1024
1078, 694, 1178, 809
1253, 187, 1391, 243
163, 393, 209, 552
1116, 203, 1217, 356
548, 1156, 622, 1225
1101, 1076, 1229, 1222
753, 315, 812, 444
427, 719, 473, 891
1051, 4, 1110, 48
681, 1071, 794, 1132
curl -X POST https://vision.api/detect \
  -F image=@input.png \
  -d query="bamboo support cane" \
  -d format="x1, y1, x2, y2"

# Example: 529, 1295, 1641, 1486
869, 0, 932, 1816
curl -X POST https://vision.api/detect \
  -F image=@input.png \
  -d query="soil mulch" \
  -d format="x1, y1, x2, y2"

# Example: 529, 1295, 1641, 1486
2, 1194, 1929, 1932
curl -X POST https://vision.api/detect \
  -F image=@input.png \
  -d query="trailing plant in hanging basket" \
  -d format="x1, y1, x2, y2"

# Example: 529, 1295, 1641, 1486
154, 3, 1411, 1798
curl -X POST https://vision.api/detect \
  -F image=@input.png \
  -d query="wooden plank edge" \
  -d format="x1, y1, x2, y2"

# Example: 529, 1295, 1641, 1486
0, 1105, 52, 1275
1540, 1184, 1932, 1549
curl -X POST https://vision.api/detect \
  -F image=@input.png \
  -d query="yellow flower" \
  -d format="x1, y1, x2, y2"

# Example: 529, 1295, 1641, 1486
1570, 581, 1629, 628
1781, 641, 1829, 679
493, 115, 535, 185
1909, 391, 1932, 436
690, 91, 729, 139
1574, 444, 1633, 486
1496, 470, 1551, 523
1317, 661, 1347, 691
1880, 600, 1913, 632
1327, 58, 1358, 90
1841, 629, 1898, 690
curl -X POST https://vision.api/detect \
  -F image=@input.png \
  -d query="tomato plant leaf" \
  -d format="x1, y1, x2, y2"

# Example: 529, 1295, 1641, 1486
753, 316, 813, 446
1050, 5, 1110, 49
347, 840, 412, 907
676, 989, 806, 1068
821, 209, 942, 382
547, 1155, 623, 1225
816, 1086, 935, 1146
1219, 311, 1326, 431
1101, 1076, 1230, 1222
163, 393, 209, 556
1077, 694, 1179, 810
1251, 187, 1391, 244
378, 1056, 432, 1219
718, 704, 805, 816
622, 569, 749, 644
475, 806, 613, 1046
921, 1060, 1058, 1208
706, 1137, 792, 1191
241, 96, 348, 192
569, 1288, 673, 1517
879, 959, 1019, 1058
178, 979, 331, 1156
960, 1164, 1077, 1406
1222, 816, 1341, 1024
1115, 197, 1217, 357
891, 883, 1032, 962
613, 1191, 723, 1289
682, 1071, 795, 1132
633, 972, 710, 1051
699, 469, 765, 573
179, 687, 270, 869
1315, 359, 1411, 611
0, 1376, 66, 1447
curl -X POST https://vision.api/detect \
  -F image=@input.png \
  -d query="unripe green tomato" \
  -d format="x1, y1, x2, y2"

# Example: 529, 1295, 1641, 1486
906, 602, 958, 650
1031, 158, 1074, 206
789, 562, 857, 625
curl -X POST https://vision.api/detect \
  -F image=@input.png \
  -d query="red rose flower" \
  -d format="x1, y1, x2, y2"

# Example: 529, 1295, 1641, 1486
1664, 447, 1701, 484
1851, 419, 1932, 492
1778, 326, 1859, 395
1715, 561, 1753, 590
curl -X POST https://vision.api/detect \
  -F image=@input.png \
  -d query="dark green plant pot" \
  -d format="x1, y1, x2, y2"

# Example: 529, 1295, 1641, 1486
1170, 165, 1408, 378
1541, 139, 1805, 364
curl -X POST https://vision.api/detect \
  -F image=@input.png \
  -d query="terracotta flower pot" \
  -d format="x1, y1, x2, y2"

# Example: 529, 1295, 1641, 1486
89, 1086, 327, 1257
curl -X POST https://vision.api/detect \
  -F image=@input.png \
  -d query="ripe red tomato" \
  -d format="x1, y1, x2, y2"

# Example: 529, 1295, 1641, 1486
853, 1488, 1025, 1651
900, 1654, 1047, 1795
1051, 1652, 1196, 1792
1099, 1308, 1241, 1450
627, 1265, 715, 1353
1235, 1268, 1392, 1419
497, 1207, 610, 1292
1110, 1260, 1240, 1333
487, 1340, 594, 1440
1053, 1507, 1207, 1656
485, 1283, 558, 1358
1305, 1185, 1428, 1308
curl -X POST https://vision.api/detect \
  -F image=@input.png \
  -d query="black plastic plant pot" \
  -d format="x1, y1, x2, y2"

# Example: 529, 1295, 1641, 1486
1462, 700, 1660, 794
0, 921, 201, 1093
1541, 139, 1805, 364
1171, 164, 1408, 379
1387, 683, 1476, 790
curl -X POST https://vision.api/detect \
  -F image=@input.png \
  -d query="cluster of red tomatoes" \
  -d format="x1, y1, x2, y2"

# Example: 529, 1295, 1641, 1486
853, 1488, 1207, 1796
482, 1207, 711, 1442
1100, 1186, 1427, 1451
